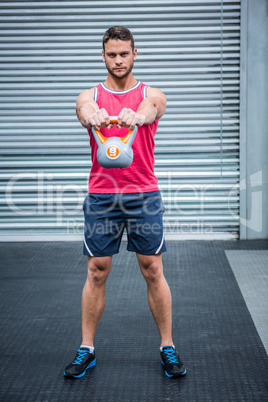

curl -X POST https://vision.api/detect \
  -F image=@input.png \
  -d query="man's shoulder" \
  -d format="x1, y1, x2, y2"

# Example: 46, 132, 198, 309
146, 86, 166, 102
76, 87, 95, 102
79, 87, 95, 95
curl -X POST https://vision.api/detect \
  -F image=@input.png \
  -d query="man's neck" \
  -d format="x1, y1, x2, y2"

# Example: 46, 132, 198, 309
104, 74, 137, 91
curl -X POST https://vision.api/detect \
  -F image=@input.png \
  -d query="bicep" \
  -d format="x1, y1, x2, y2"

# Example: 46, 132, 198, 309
76, 88, 99, 111
146, 87, 167, 119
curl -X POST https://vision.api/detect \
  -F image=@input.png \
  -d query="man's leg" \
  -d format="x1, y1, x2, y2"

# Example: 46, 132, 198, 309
64, 255, 113, 378
136, 253, 173, 347
81, 255, 113, 346
136, 252, 186, 378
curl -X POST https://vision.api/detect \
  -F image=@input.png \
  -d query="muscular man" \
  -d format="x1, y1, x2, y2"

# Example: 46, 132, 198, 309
64, 26, 186, 379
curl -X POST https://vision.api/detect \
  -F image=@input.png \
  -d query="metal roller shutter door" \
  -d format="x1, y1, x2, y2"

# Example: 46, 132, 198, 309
0, 0, 240, 240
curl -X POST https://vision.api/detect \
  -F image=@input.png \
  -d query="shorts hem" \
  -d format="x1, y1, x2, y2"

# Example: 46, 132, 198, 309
126, 246, 167, 255
83, 249, 120, 257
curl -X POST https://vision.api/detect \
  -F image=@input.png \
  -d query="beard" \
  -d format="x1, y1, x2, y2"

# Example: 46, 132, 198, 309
105, 60, 134, 80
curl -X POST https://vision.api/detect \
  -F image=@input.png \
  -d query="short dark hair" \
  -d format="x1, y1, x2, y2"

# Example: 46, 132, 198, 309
102, 26, 135, 51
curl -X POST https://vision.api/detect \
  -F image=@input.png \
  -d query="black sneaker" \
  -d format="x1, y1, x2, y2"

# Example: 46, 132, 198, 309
160, 345, 187, 378
64, 347, 96, 378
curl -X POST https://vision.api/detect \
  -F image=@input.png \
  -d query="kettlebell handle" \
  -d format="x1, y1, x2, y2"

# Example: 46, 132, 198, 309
109, 116, 118, 124
91, 116, 138, 148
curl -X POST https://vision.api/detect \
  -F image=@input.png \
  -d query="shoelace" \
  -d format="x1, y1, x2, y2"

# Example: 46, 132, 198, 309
73, 349, 90, 365
163, 348, 178, 364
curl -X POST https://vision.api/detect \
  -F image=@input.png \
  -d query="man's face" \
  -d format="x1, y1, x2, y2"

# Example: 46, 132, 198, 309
102, 39, 137, 79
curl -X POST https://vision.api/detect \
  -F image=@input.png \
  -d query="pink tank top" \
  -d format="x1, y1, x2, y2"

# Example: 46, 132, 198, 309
87, 81, 159, 193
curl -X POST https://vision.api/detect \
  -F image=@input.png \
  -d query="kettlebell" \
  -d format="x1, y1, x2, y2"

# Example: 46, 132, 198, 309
91, 116, 138, 169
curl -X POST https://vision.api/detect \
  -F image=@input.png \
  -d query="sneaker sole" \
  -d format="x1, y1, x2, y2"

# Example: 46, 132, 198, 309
165, 369, 187, 378
64, 358, 96, 378
161, 359, 187, 378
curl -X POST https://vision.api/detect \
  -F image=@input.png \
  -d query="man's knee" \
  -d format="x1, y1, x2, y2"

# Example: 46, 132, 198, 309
137, 254, 163, 283
87, 256, 112, 286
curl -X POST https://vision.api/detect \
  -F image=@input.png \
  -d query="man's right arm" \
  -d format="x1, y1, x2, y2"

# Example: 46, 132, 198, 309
76, 88, 111, 130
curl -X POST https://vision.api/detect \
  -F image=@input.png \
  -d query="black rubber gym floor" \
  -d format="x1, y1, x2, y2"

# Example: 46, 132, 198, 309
0, 240, 267, 401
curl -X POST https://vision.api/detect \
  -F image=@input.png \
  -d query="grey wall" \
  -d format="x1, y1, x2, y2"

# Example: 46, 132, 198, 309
0, 1, 241, 241
240, 0, 268, 239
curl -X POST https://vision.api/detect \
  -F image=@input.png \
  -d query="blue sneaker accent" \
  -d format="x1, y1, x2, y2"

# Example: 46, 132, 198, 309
71, 359, 96, 378
64, 348, 96, 378
161, 358, 187, 377
162, 348, 178, 364
160, 346, 186, 378
165, 370, 174, 378
73, 349, 91, 365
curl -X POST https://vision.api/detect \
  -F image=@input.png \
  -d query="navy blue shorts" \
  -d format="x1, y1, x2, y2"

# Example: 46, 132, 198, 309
83, 191, 167, 257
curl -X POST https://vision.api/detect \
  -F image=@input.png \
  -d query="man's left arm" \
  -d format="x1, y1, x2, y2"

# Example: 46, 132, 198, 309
117, 87, 166, 130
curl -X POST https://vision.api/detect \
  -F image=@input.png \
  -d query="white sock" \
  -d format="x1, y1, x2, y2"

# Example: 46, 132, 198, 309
80, 345, 95, 354
160, 345, 175, 351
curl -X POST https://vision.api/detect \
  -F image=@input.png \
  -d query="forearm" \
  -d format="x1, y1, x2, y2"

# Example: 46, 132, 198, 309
76, 101, 99, 129
136, 96, 166, 124
136, 99, 158, 125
